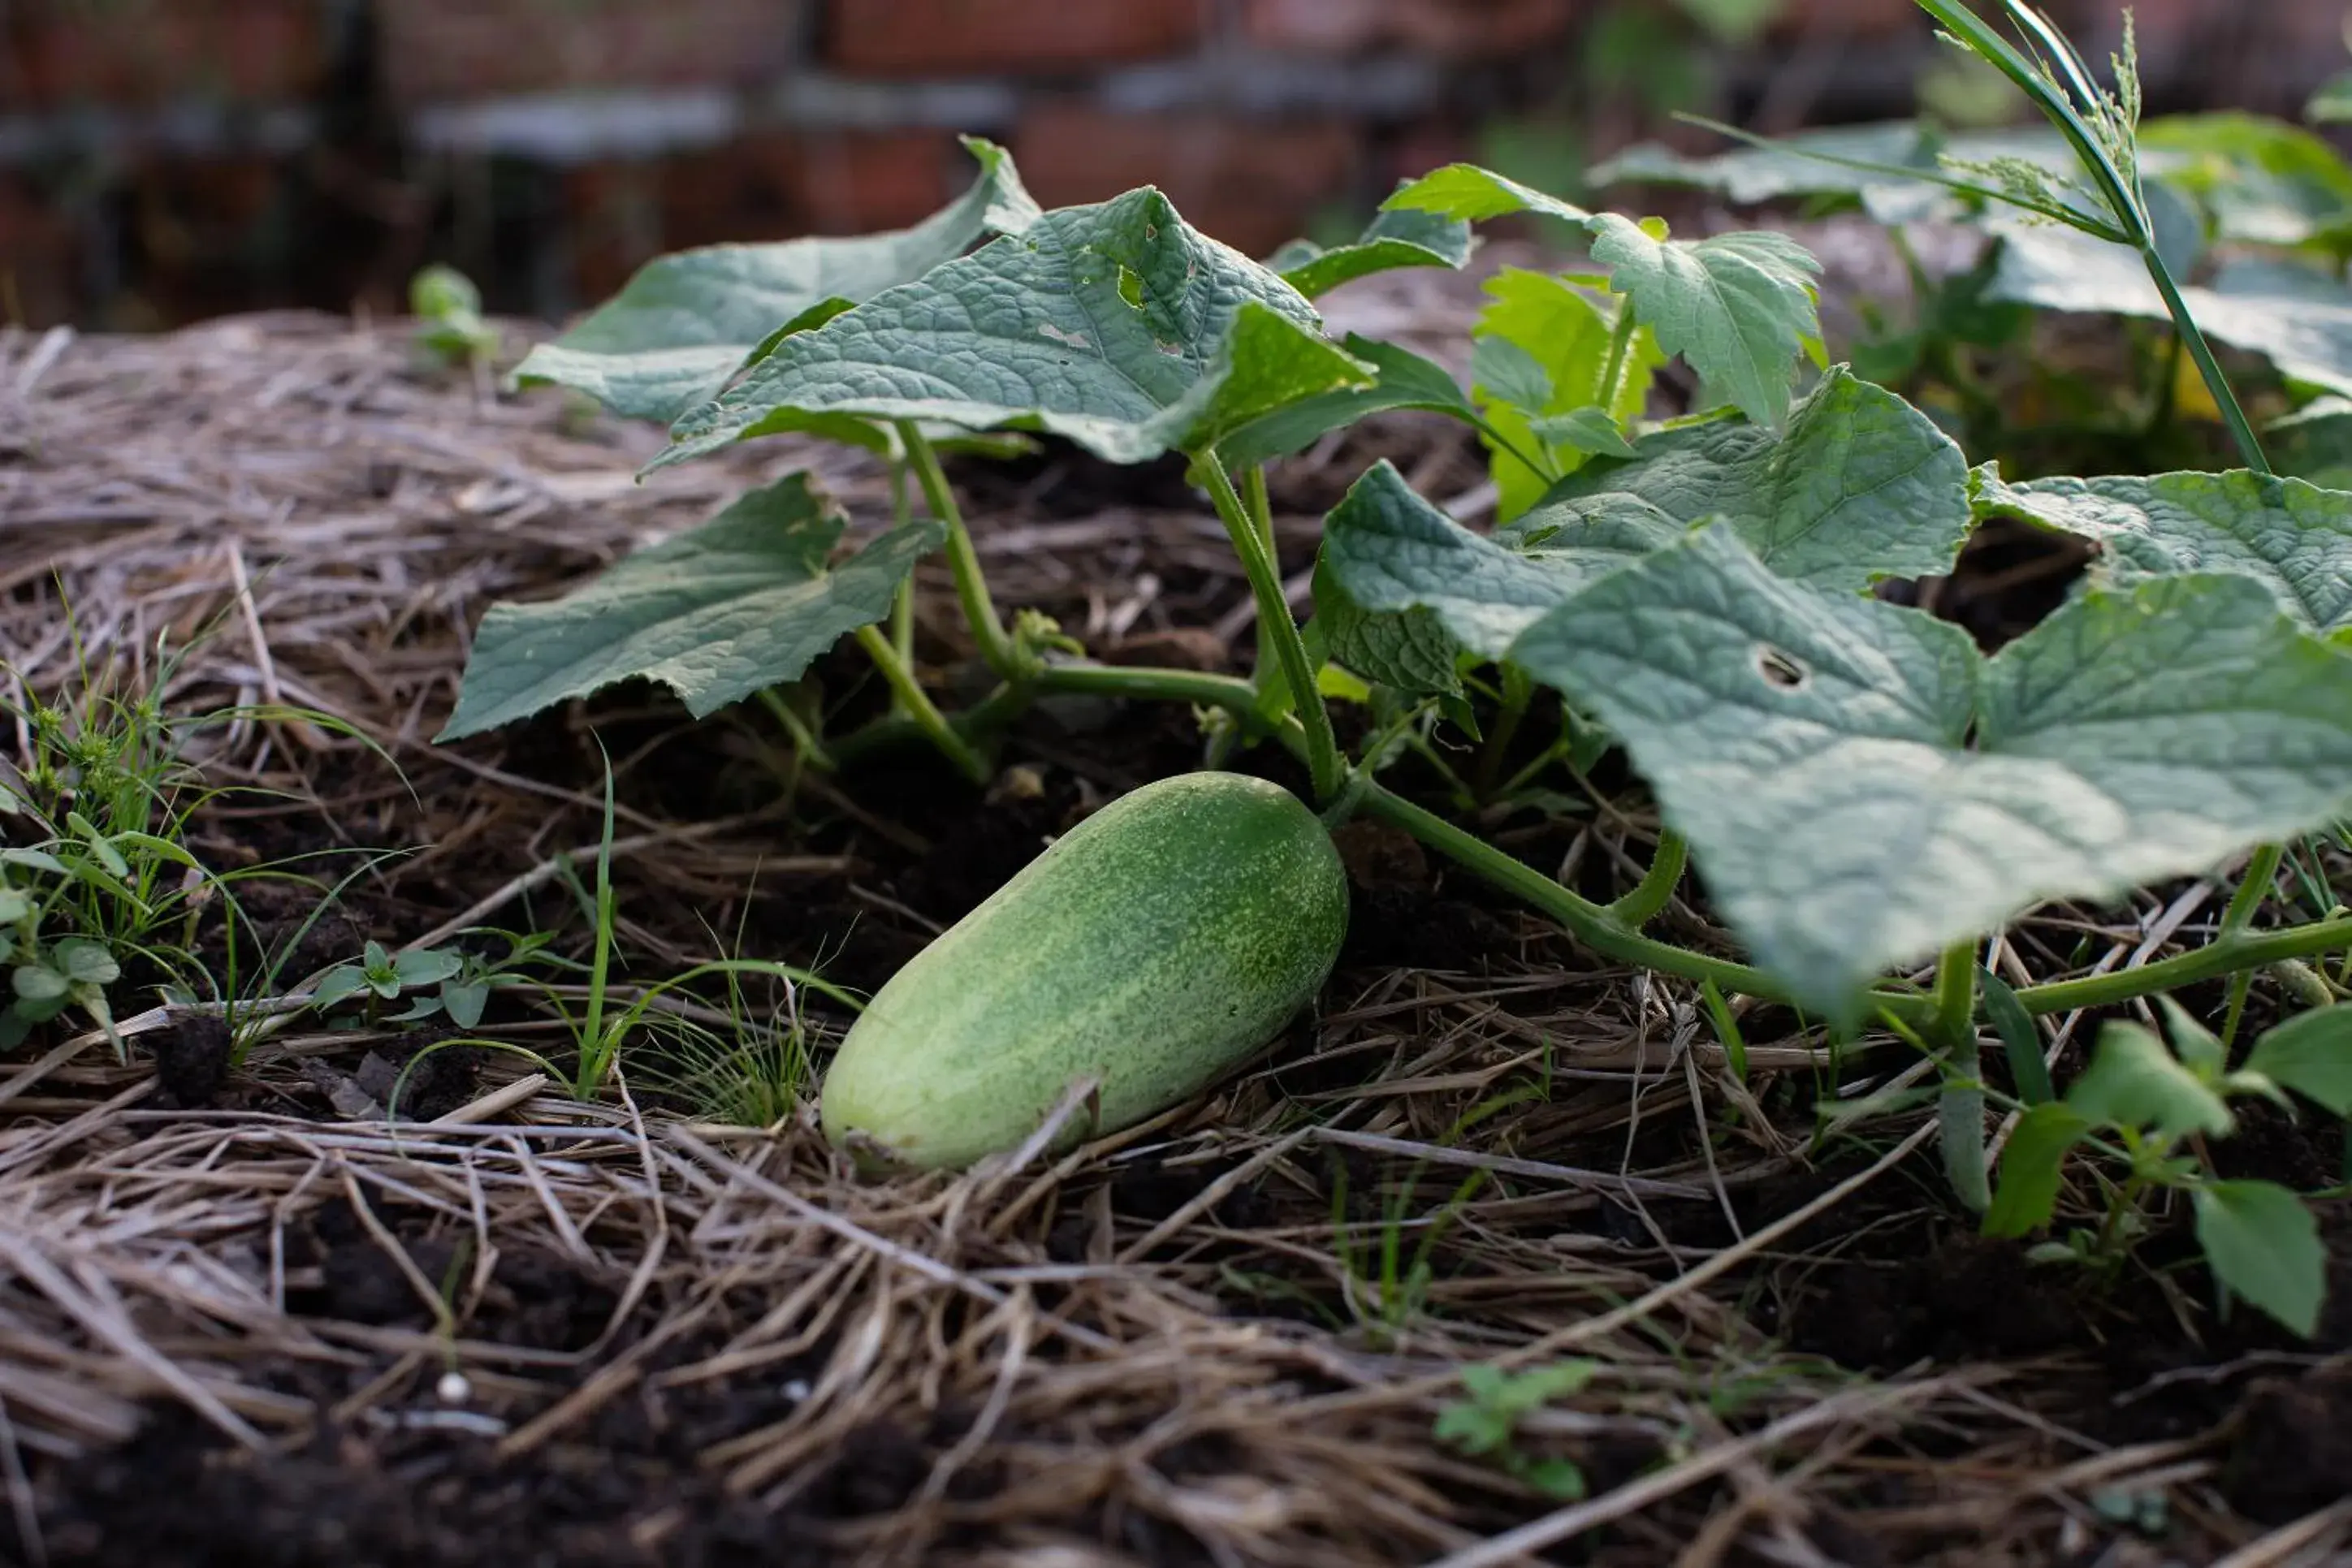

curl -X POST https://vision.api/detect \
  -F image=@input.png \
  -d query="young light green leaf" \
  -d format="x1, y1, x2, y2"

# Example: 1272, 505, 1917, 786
1472, 269, 1662, 518
1529, 367, 1973, 594
441, 978, 491, 1030
1972, 469, 2352, 637
1277, 205, 1475, 299
1585, 218, 1822, 432
2067, 1022, 2235, 1142
2157, 996, 2225, 1077
1151, 302, 1377, 455
439, 474, 941, 740
2242, 1004, 2352, 1117
309, 965, 371, 1012
12, 964, 68, 1004
1217, 335, 1478, 470
1982, 1102, 2091, 1238
52, 937, 118, 987
1524, 408, 1637, 460
1506, 529, 2352, 1015
657, 188, 1326, 469
1382, 164, 1593, 227
0, 888, 28, 925
2308, 72, 2352, 126
393, 947, 465, 988
2193, 1179, 2325, 1337
517, 137, 1039, 423
1471, 336, 1556, 417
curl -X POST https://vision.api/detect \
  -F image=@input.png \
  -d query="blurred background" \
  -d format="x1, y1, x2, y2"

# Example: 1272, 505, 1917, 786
2, 0, 2345, 332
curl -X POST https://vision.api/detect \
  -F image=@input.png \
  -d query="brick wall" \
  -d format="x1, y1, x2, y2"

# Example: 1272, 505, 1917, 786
1, 0, 2343, 330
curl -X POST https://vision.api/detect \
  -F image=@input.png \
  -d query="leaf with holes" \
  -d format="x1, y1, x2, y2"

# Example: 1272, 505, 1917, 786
1505, 525, 2352, 1015
1971, 468, 2352, 637
1585, 217, 1822, 432
1529, 366, 1973, 594
1275, 204, 1475, 299
439, 474, 940, 740
517, 137, 1040, 423
655, 188, 1339, 469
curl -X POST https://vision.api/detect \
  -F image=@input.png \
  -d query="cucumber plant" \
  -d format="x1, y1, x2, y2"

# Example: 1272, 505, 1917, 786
441, 6, 2352, 1319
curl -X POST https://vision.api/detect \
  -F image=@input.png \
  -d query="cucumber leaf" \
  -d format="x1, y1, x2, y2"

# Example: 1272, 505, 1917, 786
1276, 205, 1475, 299
656, 188, 1341, 469
1470, 269, 1661, 519
1972, 468, 2352, 637
1530, 366, 1972, 594
517, 137, 1039, 423
1585, 217, 1822, 433
439, 474, 940, 740
1311, 563, 1464, 698
1506, 527, 2352, 1015
2193, 1180, 2326, 1337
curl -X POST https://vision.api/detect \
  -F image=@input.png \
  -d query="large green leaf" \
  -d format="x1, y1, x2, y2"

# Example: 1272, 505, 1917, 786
1311, 561, 1464, 698
516, 138, 1039, 423
2139, 113, 2352, 248
1989, 220, 2352, 398
2193, 1180, 2326, 1337
438, 474, 939, 740
1275, 205, 1476, 300
655, 188, 1341, 469
1585, 218, 1821, 432
1506, 525, 2352, 1014
1972, 469, 2352, 637
1316, 461, 1621, 662
1529, 366, 1972, 594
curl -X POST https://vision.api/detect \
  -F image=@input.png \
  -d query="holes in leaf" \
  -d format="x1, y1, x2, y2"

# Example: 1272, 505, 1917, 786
1754, 645, 1809, 692
1117, 265, 1144, 309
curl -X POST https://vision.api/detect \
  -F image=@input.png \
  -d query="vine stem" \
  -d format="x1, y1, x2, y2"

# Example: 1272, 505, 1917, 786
1243, 464, 1279, 689
2010, 914, 2352, 1017
851, 624, 989, 784
1930, 939, 1989, 1211
1603, 828, 1686, 931
1194, 447, 1342, 802
886, 458, 918, 683
897, 421, 1019, 676
1598, 303, 1638, 414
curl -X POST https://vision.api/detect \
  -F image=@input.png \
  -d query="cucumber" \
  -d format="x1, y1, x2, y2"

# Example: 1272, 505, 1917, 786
819, 771, 1347, 1170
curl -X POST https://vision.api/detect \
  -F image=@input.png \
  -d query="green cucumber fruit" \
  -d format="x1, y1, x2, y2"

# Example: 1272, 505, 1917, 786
819, 771, 1347, 1170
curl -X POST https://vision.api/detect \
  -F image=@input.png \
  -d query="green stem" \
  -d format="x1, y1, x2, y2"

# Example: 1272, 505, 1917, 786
1930, 940, 1988, 1211
1604, 828, 1687, 931
897, 421, 1019, 676
1472, 664, 1533, 802
1195, 448, 1342, 802
2142, 251, 2272, 477
2218, 842, 2285, 1048
1353, 780, 1939, 1030
887, 458, 918, 684
1598, 303, 1638, 414
852, 624, 989, 785
2013, 915, 2352, 1017
754, 688, 836, 773
1243, 464, 1279, 691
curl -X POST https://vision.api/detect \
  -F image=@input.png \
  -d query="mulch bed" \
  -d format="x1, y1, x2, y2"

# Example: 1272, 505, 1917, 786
2, 237, 2349, 1566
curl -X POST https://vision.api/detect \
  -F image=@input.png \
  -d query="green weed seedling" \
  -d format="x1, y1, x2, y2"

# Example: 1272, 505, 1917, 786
1986, 1001, 2352, 1336
431, 5, 2352, 1324
410, 265, 498, 371
1435, 1360, 1599, 1500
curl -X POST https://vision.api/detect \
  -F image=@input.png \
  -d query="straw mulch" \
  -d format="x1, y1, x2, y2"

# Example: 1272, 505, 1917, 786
1, 260, 2344, 1567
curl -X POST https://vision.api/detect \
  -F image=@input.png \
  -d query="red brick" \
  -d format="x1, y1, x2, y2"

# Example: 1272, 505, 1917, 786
12, 0, 322, 108
125, 158, 294, 324
786, 128, 956, 233
380, 0, 799, 105
1015, 106, 1359, 259
825, 0, 1205, 76
1243, 0, 1575, 58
